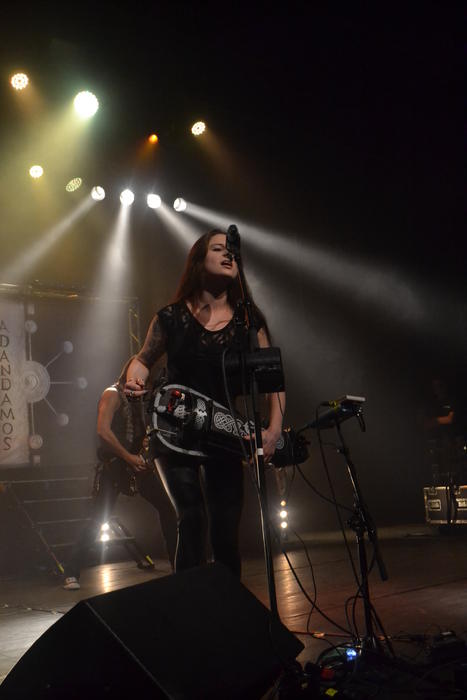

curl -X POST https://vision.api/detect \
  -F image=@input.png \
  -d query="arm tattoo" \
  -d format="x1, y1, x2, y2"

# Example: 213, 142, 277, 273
137, 315, 166, 368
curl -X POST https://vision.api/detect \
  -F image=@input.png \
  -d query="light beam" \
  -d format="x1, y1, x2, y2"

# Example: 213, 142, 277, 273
1, 195, 95, 283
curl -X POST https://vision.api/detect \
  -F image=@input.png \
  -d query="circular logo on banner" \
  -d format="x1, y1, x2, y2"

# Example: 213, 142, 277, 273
21, 361, 51, 403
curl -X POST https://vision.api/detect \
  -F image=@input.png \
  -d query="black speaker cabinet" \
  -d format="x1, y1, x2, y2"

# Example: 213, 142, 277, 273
0, 563, 303, 699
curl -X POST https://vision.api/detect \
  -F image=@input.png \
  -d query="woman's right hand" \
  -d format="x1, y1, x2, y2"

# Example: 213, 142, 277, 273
124, 317, 165, 400
124, 377, 147, 399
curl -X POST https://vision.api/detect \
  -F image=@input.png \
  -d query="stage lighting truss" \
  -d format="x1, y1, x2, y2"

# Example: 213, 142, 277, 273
120, 189, 135, 206
29, 165, 44, 179
65, 178, 83, 193
191, 121, 206, 136
173, 197, 187, 212
11, 73, 29, 90
147, 194, 162, 209
91, 186, 105, 201
74, 91, 99, 119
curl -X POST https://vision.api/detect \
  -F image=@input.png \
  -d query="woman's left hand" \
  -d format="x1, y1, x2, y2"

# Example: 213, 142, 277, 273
261, 426, 282, 464
245, 426, 282, 465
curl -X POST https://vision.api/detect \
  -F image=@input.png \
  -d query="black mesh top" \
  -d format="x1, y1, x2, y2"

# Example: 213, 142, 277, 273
158, 301, 239, 404
138, 300, 266, 404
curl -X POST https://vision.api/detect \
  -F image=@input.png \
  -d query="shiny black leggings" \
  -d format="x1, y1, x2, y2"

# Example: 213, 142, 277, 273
156, 455, 244, 578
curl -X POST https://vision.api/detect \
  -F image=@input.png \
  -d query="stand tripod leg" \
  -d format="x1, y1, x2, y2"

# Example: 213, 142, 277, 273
255, 449, 279, 618
354, 522, 377, 650
336, 421, 389, 654
109, 517, 155, 569
249, 373, 279, 619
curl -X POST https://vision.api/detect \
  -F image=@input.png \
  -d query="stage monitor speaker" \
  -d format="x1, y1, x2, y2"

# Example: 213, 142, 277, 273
0, 563, 303, 699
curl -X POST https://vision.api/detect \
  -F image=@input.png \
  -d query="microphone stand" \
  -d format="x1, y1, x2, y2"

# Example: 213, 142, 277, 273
302, 400, 388, 650
248, 334, 279, 618
333, 416, 389, 654
227, 233, 282, 620
226, 228, 323, 696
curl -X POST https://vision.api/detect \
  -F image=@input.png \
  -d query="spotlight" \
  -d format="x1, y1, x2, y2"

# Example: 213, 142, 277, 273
91, 186, 105, 201
65, 177, 83, 192
100, 522, 110, 532
100, 532, 110, 542
29, 165, 43, 179
173, 197, 187, 212
148, 134, 159, 144
278, 503, 289, 538
147, 194, 161, 209
120, 189, 135, 206
11, 73, 29, 90
191, 121, 206, 136
74, 91, 99, 118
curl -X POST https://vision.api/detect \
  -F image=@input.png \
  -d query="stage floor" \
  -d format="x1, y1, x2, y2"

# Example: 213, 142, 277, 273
1, 523, 467, 697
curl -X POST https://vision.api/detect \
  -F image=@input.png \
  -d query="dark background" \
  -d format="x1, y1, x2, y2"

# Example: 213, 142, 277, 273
0, 2, 465, 561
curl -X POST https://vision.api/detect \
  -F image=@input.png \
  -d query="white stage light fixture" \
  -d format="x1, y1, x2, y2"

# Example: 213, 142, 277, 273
74, 91, 99, 118
29, 165, 43, 179
66, 177, 83, 192
11, 73, 29, 90
191, 121, 206, 136
120, 189, 135, 206
91, 186, 105, 201
147, 194, 162, 209
173, 197, 187, 212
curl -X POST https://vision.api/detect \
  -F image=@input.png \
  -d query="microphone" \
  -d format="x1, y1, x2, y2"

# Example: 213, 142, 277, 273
226, 224, 241, 259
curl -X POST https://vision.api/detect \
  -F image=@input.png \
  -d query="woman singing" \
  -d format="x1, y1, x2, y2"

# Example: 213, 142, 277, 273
125, 230, 285, 577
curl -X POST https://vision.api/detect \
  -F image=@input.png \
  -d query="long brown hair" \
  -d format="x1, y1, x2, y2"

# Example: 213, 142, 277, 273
173, 229, 271, 340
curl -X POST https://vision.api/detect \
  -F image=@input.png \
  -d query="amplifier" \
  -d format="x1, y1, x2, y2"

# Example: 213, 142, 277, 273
423, 485, 467, 525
